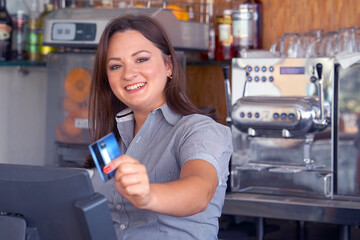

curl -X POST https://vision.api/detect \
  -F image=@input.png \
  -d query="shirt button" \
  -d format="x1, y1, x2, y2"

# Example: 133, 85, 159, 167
120, 224, 126, 230
116, 204, 121, 210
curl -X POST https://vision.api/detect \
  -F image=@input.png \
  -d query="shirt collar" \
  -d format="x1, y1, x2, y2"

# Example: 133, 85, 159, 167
158, 104, 182, 126
115, 104, 181, 125
115, 107, 134, 123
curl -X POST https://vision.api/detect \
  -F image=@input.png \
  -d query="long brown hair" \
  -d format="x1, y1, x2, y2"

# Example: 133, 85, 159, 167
84, 15, 215, 168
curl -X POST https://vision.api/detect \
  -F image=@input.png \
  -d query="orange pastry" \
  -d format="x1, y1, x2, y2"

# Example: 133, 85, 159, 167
56, 123, 83, 143
62, 97, 81, 112
78, 106, 89, 119
64, 68, 91, 103
62, 114, 82, 136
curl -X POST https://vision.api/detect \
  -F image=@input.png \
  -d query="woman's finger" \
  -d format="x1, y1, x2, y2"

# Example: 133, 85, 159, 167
103, 154, 137, 174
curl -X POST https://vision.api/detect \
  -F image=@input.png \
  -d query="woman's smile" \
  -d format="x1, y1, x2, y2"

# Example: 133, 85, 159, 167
125, 82, 147, 92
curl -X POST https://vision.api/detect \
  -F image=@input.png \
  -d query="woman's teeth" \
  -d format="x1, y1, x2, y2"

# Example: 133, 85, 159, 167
126, 83, 146, 91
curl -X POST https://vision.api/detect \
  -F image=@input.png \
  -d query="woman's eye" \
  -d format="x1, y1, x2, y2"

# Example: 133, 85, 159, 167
137, 57, 149, 63
109, 64, 121, 70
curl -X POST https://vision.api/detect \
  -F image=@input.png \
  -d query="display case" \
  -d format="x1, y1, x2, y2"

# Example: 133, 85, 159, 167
44, 52, 95, 166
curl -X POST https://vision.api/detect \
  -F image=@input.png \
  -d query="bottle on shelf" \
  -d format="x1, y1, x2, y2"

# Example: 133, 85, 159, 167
38, 2, 56, 61
101, 0, 113, 8
8, 0, 30, 60
52, 0, 61, 10
26, 0, 41, 62
0, 0, 12, 61
186, 0, 195, 22
206, 0, 215, 60
232, 0, 263, 57
215, 8, 233, 61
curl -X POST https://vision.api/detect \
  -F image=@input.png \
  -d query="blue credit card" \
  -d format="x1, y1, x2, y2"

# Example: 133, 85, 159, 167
88, 132, 121, 182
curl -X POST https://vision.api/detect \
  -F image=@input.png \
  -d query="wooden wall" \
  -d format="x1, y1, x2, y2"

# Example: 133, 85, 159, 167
215, 0, 360, 49
186, 0, 360, 124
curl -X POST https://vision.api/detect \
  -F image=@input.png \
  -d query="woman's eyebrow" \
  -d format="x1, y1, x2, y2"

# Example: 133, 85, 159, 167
107, 50, 151, 64
107, 57, 121, 64
132, 50, 150, 57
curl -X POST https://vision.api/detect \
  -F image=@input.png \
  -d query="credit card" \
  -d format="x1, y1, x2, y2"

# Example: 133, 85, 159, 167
89, 132, 121, 182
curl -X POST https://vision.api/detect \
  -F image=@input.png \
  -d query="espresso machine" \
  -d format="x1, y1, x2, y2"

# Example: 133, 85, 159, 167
226, 57, 360, 200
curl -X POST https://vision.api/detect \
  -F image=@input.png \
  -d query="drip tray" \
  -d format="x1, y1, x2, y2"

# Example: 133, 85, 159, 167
231, 166, 333, 198
269, 166, 304, 173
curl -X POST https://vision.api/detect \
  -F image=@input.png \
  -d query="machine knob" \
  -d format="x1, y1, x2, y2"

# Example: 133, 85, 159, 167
316, 63, 323, 80
310, 63, 323, 83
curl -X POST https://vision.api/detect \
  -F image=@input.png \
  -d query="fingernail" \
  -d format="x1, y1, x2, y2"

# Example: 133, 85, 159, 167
103, 166, 111, 174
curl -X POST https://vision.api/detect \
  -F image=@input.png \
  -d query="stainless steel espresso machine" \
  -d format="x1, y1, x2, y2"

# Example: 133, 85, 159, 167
228, 57, 336, 198
223, 56, 360, 239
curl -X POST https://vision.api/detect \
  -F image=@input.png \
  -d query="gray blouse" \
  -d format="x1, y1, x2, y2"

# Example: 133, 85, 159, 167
91, 104, 233, 240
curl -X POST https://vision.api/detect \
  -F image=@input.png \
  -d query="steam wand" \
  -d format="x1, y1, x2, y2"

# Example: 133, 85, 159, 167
311, 63, 327, 127
222, 65, 232, 125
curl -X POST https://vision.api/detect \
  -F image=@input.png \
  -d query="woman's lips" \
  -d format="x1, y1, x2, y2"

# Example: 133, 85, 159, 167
125, 82, 146, 91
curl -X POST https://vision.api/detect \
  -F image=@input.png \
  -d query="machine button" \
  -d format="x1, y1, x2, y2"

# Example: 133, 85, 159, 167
289, 113, 295, 120
247, 66, 252, 72
273, 113, 279, 119
310, 76, 317, 83
269, 66, 274, 72
262, 66, 267, 72
255, 66, 260, 72
281, 113, 287, 120
269, 76, 274, 82
255, 112, 260, 118
247, 76, 252, 82
262, 76, 267, 82
240, 112, 245, 118
248, 112, 252, 118
255, 76, 260, 82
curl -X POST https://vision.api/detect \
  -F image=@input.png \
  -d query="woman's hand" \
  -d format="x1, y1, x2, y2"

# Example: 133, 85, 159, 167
104, 156, 218, 216
104, 155, 152, 209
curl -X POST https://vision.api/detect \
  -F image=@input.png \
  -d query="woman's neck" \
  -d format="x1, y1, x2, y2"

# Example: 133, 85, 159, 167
133, 111, 149, 136
132, 102, 165, 135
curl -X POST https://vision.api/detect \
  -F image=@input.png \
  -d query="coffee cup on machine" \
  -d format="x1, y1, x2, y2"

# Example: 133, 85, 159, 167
306, 31, 337, 57
319, 31, 338, 57
270, 33, 305, 58
302, 29, 323, 57
337, 27, 357, 54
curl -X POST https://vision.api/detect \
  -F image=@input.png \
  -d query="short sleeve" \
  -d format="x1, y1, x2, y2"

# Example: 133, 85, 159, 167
179, 115, 233, 186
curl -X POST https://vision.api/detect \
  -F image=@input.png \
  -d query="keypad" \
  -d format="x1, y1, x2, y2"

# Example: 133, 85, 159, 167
245, 65, 275, 83
239, 111, 296, 122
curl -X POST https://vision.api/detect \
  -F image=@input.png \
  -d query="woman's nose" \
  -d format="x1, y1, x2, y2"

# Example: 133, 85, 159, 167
122, 64, 138, 80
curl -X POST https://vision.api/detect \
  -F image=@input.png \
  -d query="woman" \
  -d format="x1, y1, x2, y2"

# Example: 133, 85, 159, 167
85, 14, 233, 239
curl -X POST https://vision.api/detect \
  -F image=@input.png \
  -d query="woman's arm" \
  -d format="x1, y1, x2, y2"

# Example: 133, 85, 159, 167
103, 154, 218, 217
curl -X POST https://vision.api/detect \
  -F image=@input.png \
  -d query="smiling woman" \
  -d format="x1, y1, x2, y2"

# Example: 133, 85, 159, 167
84, 15, 233, 240
106, 30, 171, 124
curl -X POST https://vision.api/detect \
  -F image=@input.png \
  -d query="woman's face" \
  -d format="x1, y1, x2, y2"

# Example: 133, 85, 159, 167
106, 30, 172, 113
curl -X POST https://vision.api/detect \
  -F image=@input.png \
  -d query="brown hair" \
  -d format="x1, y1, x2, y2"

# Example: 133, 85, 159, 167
84, 15, 215, 168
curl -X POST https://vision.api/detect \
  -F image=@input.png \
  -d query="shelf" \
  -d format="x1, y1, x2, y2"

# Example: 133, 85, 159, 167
186, 60, 231, 66
0, 61, 46, 67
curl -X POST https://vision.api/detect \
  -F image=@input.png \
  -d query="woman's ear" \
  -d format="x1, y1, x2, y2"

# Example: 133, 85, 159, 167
166, 55, 173, 77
